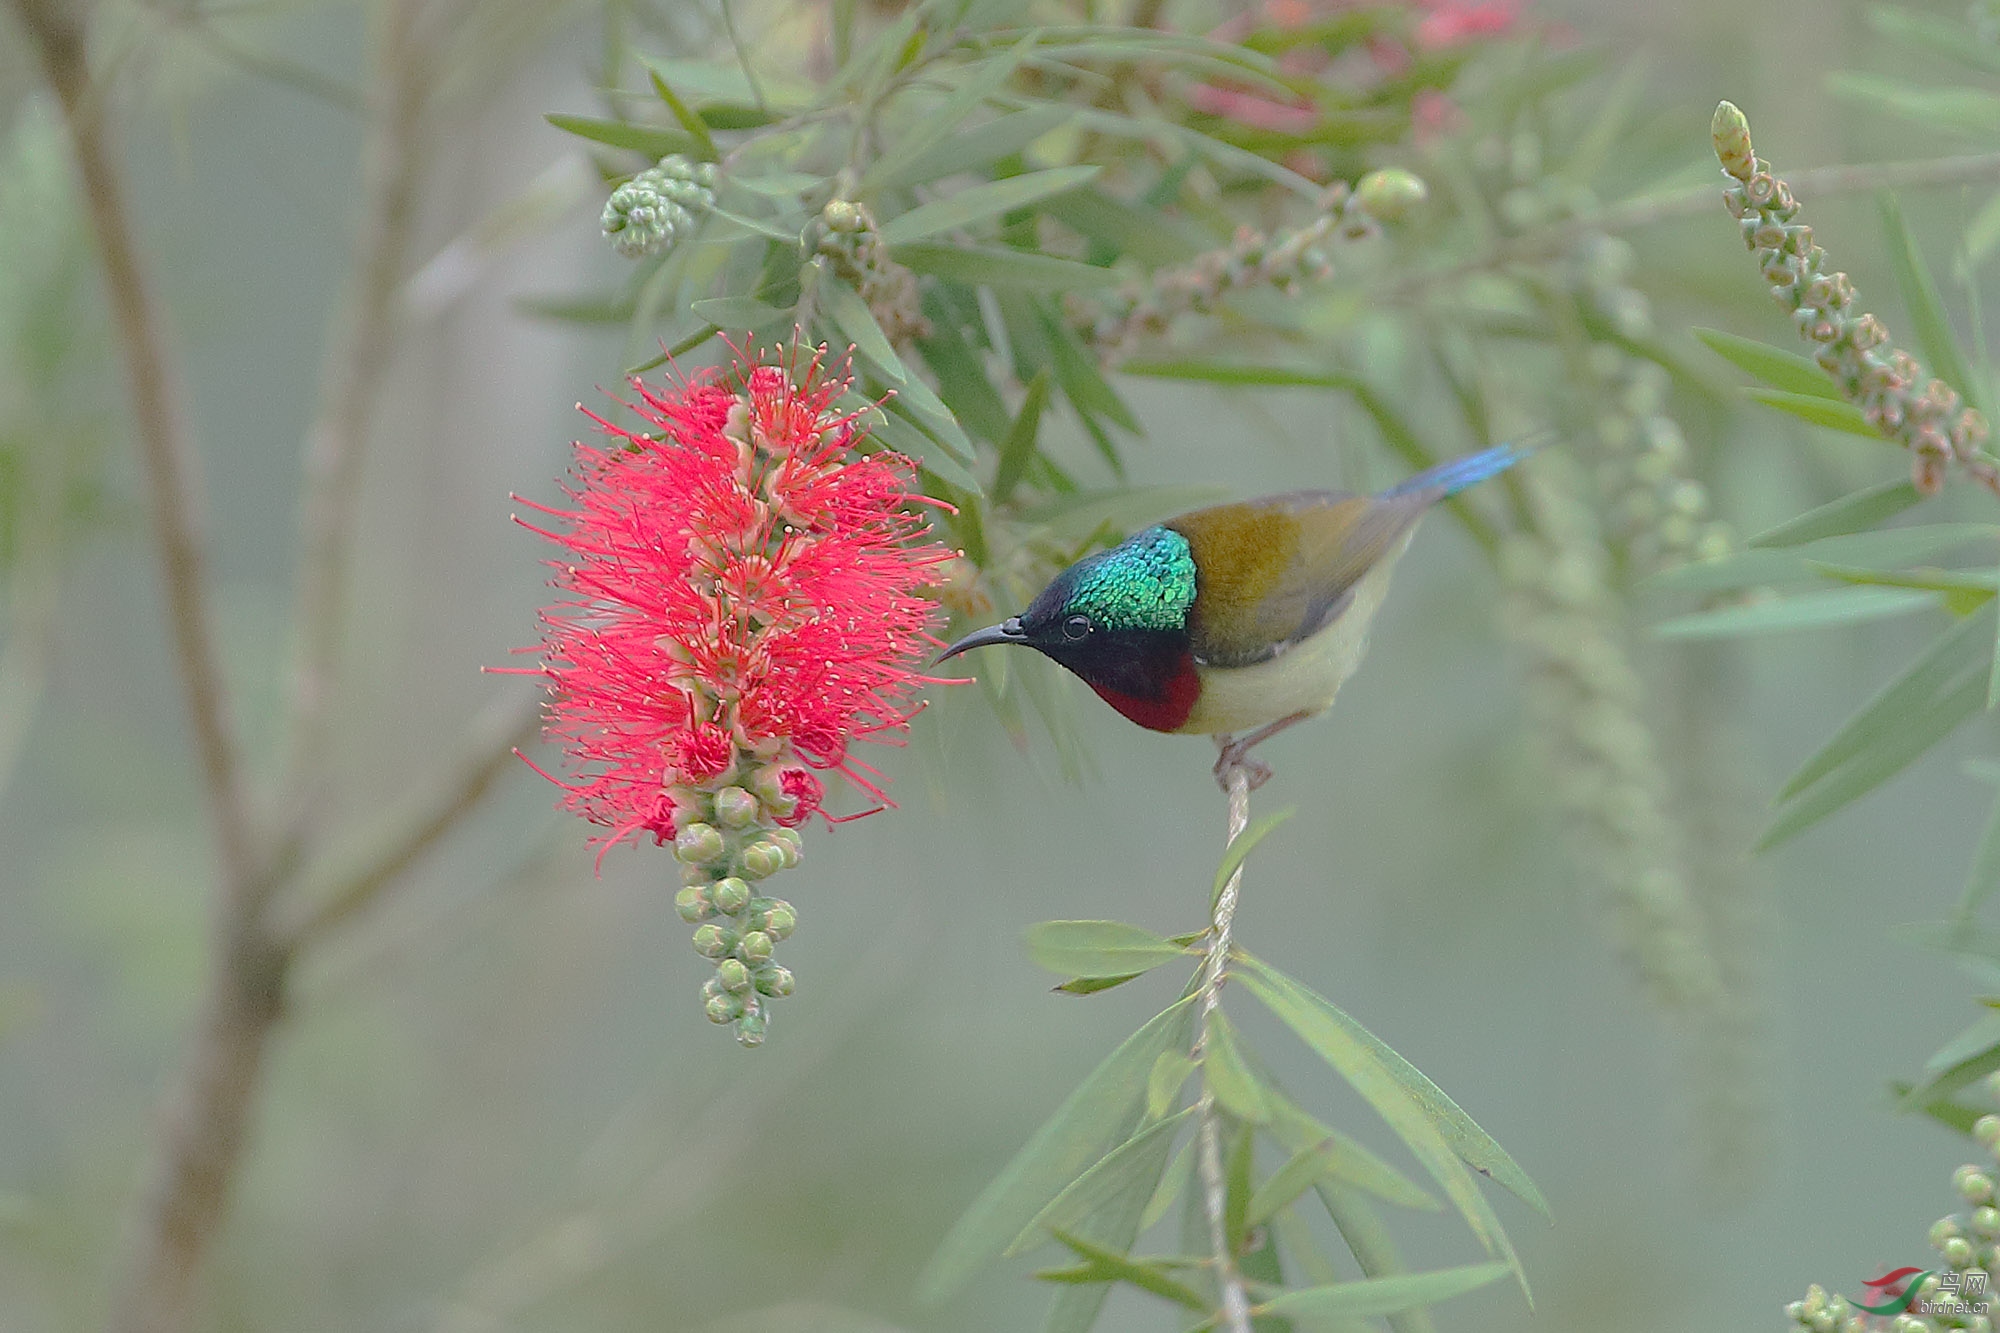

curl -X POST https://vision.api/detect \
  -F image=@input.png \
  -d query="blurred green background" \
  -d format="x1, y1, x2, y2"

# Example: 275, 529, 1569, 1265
5, 0, 1999, 1329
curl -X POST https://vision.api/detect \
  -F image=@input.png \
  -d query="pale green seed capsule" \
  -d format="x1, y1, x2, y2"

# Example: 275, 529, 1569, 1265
1936, 1217, 1967, 1248
1976, 1206, 2000, 1237
1946, 1235, 1978, 1268
1958, 1166, 1996, 1204
674, 886, 711, 923
738, 930, 774, 963
691, 924, 733, 958
762, 902, 797, 941
822, 199, 864, 233
1978, 1114, 2000, 1147
1353, 168, 1427, 223
705, 991, 742, 1024
740, 842, 785, 880
710, 876, 752, 915
754, 964, 795, 997
712, 786, 759, 828
716, 958, 752, 993
736, 1012, 768, 1047
676, 822, 724, 865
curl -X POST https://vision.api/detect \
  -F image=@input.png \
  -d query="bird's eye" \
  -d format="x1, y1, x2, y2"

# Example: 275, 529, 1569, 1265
1063, 615, 1091, 641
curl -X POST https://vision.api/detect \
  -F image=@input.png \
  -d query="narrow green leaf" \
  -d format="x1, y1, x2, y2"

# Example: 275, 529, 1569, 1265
1139, 1135, 1195, 1231
1122, 358, 1345, 389
1890, 1082, 1988, 1136
1266, 1091, 1438, 1212
1055, 972, 1148, 996
1651, 588, 1938, 639
1011, 1108, 1195, 1256
1829, 72, 2000, 139
1253, 1263, 1512, 1323
1650, 524, 1994, 592
919, 997, 1196, 1301
884, 106, 1070, 190
1807, 563, 1998, 615
544, 113, 697, 159
1223, 1119, 1254, 1255
1904, 1011, 2000, 1107
865, 403, 982, 495
1748, 478, 1926, 547
1777, 608, 1992, 800
890, 370, 977, 465
706, 206, 799, 243
689, 295, 791, 331
1692, 327, 1841, 399
893, 242, 1124, 291
1025, 920, 1190, 979
728, 170, 825, 197
1743, 388, 1883, 437
1239, 956, 1547, 1223
1761, 668, 1988, 850
1970, 187, 2000, 268
1036, 1232, 1209, 1311
1315, 1183, 1439, 1333
1044, 306, 1140, 434
1882, 191, 1983, 413
1868, 5, 2000, 76
1248, 1139, 1345, 1228
1147, 1051, 1196, 1120
880, 166, 1102, 245
648, 71, 717, 158
820, 272, 907, 383
994, 370, 1052, 504
1269, 1203, 1343, 1290
1213, 808, 1297, 910
1204, 1013, 1270, 1124
1235, 959, 1530, 1298
1039, 187, 1207, 265
860, 31, 1041, 195
1959, 781, 2000, 918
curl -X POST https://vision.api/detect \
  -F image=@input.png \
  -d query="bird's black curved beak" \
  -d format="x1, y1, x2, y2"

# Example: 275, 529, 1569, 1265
935, 616, 1028, 664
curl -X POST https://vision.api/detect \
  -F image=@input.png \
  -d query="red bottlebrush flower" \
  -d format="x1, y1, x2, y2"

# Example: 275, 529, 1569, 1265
517, 343, 951, 856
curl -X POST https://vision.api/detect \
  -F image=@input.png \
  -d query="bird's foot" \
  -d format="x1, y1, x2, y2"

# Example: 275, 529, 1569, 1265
1211, 712, 1313, 793
1212, 735, 1273, 792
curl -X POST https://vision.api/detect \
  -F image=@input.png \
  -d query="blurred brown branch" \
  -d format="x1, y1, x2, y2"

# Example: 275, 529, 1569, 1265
274, 692, 544, 950
5, 1, 535, 1330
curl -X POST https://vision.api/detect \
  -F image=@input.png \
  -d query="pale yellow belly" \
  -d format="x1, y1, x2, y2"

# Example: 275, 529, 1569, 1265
1173, 534, 1411, 736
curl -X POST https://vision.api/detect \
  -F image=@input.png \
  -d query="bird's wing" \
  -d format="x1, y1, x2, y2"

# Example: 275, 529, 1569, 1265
1169, 489, 1432, 667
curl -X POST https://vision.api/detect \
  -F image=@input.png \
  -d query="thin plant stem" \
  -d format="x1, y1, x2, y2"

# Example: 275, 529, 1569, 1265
719, 0, 768, 114
1195, 755, 1253, 1333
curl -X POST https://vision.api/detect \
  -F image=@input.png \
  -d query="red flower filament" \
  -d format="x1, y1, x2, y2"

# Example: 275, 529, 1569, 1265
517, 345, 950, 856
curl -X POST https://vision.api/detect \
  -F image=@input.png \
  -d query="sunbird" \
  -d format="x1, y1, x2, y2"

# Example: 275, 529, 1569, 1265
936, 442, 1532, 786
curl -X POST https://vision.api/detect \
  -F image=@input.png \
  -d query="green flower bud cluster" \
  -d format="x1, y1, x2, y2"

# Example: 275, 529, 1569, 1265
1712, 102, 1996, 497
1790, 1073, 2000, 1331
1499, 458, 1725, 1014
602, 155, 718, 260
1566, 314, 1732, 577
813, 199, 930, 347
1081, 173, 1425, 356
670, 782, 806, 1047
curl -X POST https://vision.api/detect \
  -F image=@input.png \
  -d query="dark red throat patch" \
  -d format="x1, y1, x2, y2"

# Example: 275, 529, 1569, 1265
1086, 649, 1199, 733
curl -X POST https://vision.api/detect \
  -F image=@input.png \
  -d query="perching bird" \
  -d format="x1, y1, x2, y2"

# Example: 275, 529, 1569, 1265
935, 442, 1532, 787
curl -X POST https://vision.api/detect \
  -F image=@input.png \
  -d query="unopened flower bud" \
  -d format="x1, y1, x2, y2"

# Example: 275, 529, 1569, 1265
1937, 1217, 1967, 1248
738, 930, 774, 962
1947, 1235, 1978, 1268
1960, 1165, 1996, 1204
1977, 1206, 2000, 1238
736, 1011, 768, 1047
740, 841, 785, 879
674, 885, 711, 923
675, 822, 724, 865
823, 199, 865, 233
710, 876, 752, 914
705, 991, 743, 1024
1353, 169, 1427, 223
691, 924, 733, 958
767, 827, 803, 867
716, 958, 752, 993
762, 901, 797, 940
754, 963, 795, 996
712, 785, 759, 828
1978, 1115, 2000, 1148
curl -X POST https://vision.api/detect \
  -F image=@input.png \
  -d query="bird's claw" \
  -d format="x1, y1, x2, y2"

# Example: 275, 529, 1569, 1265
1212, 738, 1272, 792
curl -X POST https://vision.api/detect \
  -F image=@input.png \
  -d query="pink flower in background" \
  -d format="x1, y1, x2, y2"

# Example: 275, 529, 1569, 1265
514, 343, 950, 857
1414, 0, 1519, 48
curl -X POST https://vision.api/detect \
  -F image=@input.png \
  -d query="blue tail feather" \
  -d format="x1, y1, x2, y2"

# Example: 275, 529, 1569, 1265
1381, 435, 1544, 499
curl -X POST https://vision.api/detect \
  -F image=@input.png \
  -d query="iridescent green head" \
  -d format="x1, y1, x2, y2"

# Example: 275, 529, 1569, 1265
935, 526, 1201, 729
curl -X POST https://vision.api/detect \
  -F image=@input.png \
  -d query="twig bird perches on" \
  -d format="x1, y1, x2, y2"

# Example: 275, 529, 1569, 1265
937, 442, 1535, 789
